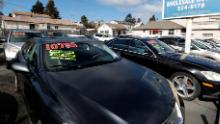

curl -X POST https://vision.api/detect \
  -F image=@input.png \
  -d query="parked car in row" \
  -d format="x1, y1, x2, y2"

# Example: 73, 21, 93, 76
11, 37, 184, 124
106, 37, 220, 101
195, 39, 220, 51
158, 36, 220, 61
93, 33, 114, 41
3, 30, 42, 68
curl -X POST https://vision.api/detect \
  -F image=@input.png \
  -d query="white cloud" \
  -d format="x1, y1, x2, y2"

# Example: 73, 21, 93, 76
97, 0, 142, 6
133, 2, 162, 21
97, 0, 162, 22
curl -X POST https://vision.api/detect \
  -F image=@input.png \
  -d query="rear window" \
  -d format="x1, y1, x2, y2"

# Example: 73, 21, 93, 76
10, 32, 42, 42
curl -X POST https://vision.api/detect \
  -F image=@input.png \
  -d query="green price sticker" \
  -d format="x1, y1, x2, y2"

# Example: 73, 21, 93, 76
49, 50, 76, 61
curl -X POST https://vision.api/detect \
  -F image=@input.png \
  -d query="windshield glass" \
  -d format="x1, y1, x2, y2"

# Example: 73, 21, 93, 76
10, 32, 42, 42
43, 41, 119, 70
193, 40, 210, 50
146, 39, 175, 54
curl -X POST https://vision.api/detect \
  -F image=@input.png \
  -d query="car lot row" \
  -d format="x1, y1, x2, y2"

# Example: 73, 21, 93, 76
2, 29, 220, 124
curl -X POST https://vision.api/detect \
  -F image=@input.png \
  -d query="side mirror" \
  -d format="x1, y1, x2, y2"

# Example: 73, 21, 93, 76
0, 37, 6, 43
11, 63, 30, 73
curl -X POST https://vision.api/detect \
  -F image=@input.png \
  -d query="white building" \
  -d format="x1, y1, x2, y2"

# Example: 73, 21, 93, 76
132, 20, 186, 37
171, 16, 220, 40
97, 23, 127, 37
1, 12, 80, 31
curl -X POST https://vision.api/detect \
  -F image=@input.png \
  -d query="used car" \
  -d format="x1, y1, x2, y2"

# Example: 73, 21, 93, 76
3, 29, 42, 68
158, 36, 220, 61
93, 33, 114, 41
11, 37, 184, 124
106, 37, 220, 101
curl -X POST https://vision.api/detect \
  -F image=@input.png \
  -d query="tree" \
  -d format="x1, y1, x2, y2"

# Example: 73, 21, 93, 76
149, 15, 156, 22
45, 0, 61, 19
137, 18, 141, 23
8, 13, 12, 17
31, 0, 44, 14
124, 13, 136, 24
80, 15, 89, 28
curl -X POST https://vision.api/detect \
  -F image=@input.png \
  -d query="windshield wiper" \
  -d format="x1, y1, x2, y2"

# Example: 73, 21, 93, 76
49, 59, 120, 71
50, 64, 83, 70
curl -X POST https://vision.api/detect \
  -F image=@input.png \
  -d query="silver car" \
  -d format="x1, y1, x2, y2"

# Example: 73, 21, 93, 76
4, 30, 42, 67
159, 37, 220, 62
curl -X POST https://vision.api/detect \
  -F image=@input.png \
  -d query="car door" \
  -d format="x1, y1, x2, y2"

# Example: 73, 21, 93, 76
111, 38, 130, 56
126, 39, 158, 71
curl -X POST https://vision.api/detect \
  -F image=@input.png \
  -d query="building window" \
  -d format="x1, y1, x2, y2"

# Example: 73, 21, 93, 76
203, 33, 213, 38
105, 30, 109, 35
150, 29, 160, 35
55, 26, 59, 30
169, 29, 174, 35
181, 29, 186, 33
47, 25, 51, 30
100, 31, 104, 34
30, 24, 35, 30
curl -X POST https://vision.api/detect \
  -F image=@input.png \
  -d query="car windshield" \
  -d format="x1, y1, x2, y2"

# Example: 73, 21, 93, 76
146, 39, 175, 55
43, 41, 120, 71
10, 31, 42, 42
193, 40, 210, 50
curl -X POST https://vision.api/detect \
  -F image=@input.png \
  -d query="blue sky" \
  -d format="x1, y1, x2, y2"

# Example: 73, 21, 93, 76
2, 0, 162, 23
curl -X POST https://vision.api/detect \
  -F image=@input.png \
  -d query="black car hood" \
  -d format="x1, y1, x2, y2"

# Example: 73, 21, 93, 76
44, 59, 174, 124
163, 53, 220, 72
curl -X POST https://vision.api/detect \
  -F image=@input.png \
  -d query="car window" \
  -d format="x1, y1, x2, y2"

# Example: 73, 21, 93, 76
25, 42, 37, 62
193, 41, 209, 50
105, 39, 114, 47
159, 38, 175, 45
10, 32, 42, 43
146, 39, 175, 55
22, 41, 33, 58
129, 40, 152, 55
113, 39, 129, 50
43, 41, 119, 71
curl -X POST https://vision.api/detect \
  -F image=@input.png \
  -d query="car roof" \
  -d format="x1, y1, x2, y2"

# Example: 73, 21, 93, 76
159, 36, 184, 39
33, 37, 101, 45
10, 29, 42, 33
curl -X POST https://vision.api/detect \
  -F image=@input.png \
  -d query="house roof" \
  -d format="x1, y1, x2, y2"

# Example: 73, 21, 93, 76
13, 11, 50, 18
134, 20, 185, 30
105, 23, 127, 30
1, 15, 78, 27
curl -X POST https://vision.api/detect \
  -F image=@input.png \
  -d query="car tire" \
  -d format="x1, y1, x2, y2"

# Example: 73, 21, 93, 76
170, 72, 201, 101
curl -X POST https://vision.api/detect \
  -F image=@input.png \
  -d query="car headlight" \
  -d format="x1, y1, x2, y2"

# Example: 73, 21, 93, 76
200, 71, 220, 81
163, 103, 183, 124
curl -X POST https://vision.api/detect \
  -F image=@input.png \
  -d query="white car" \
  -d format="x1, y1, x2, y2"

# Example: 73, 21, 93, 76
159, 37, 220, 62
93, 34, 114, 41
4, 30, 42, 67
189, 40, 220, 61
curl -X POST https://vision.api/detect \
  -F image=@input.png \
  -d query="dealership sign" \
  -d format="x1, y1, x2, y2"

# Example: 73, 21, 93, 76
163, 0, 220, 19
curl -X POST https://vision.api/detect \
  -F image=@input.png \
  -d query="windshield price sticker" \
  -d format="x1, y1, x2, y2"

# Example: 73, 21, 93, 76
147, 40, 157, 45
13, 32, 25, 37
49, 50, 76, 61
45, 42, 78, 50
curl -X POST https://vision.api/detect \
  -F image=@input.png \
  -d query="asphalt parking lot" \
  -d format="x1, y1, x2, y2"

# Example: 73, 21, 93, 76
0, 47, 218, 124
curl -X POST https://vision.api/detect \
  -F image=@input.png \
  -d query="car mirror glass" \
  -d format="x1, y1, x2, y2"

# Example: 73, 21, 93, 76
11, 63, 30, 73
0, 37, 6, 43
